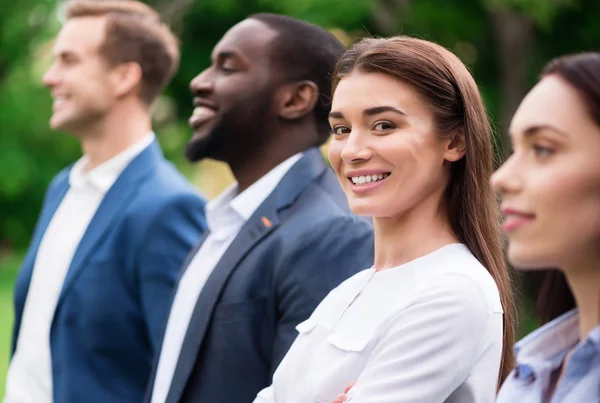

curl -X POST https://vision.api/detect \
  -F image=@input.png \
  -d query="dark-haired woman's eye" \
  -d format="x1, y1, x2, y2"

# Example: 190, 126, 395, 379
533, 144, 554, 159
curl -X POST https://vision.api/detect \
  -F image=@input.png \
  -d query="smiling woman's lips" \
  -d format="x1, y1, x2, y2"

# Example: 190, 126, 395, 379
346, 173, 391, 194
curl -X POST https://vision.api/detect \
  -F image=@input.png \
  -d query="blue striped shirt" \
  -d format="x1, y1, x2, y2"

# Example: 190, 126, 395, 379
497, 309, 600, 403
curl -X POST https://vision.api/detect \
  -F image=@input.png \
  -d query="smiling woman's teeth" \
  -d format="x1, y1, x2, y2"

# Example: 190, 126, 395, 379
350, 173, 389, 185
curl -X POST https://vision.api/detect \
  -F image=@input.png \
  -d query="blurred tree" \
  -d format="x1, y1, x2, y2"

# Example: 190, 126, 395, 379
483, 0, 578, 156
0, 0, 75, 251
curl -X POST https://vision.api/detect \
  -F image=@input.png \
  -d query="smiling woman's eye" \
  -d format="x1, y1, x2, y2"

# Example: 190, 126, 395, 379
373, 121, 396, 131
331, 126, 351, 135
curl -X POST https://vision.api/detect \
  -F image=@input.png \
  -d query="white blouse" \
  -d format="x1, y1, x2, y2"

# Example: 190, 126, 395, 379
254, 244, 503, 403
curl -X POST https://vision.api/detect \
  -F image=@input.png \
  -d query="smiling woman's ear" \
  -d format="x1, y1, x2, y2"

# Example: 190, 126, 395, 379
277, 80, 319, 120
444, 130, 466, 162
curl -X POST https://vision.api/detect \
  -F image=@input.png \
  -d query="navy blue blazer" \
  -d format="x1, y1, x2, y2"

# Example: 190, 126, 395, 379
11, 141, 207, 403
147, 148, 375, 403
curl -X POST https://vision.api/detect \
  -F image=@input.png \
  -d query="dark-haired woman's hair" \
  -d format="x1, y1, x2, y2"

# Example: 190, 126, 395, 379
332, 36, 516, 386
533, 52, 600, 324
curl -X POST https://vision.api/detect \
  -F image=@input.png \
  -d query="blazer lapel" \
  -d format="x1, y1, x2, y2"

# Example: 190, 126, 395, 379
55, 141, 161, 309
144, 229, 212, 403
165, 148, 328, 403
180, 232, 210, 278
166, 199, 279, 403
19, 172, 71, 281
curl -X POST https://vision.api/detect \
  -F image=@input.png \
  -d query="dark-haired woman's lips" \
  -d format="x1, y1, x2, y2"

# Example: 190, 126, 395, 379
501, 207, 536, 233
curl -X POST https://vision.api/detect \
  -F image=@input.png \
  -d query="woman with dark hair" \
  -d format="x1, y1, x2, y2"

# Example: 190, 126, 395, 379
494, 52, 600, 402
254, 36, 515, 403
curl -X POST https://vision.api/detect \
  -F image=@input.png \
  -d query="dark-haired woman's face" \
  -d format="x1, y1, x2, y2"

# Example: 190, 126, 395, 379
492, 75, 600, 270
328, 72, 464, 219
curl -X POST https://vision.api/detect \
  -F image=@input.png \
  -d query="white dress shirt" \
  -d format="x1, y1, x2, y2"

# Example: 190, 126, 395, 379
4, 133, 154, 403
255, 244, 504, 403
151, 152, 303, 403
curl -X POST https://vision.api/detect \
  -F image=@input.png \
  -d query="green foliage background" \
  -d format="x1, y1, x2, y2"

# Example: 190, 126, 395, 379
2, 0, 600, 250
0, 0, 598, 397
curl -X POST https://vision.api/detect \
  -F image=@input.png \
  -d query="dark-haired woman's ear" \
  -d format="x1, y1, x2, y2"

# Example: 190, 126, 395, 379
277, 80, 319, 120
444, 130, 466, 162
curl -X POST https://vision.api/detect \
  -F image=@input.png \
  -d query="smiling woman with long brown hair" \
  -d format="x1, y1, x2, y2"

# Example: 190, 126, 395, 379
254, 36, 515, 403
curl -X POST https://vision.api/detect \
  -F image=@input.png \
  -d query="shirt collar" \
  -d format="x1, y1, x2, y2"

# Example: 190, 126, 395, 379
69, 132, 155, 193
513, 308, 600, 383
230, 152, 303, 220
515, 309, 580, 364
205, 152, 303, 234
205, 183, 241, 237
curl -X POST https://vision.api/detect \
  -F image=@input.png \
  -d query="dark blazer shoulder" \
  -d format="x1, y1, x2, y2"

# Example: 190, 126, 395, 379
274, 157, 373, 275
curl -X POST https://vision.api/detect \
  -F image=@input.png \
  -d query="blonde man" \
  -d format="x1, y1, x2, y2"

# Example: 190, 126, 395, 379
5, 2, 207, 402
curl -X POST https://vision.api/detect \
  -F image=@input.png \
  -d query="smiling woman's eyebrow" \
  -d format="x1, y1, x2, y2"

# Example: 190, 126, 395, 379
364, 106, 407, 117
329, 106, 407, 120
329, 111, 344, 120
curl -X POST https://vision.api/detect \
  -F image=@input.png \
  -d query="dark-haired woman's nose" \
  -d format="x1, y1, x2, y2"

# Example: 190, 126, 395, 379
491, 155, 524, 196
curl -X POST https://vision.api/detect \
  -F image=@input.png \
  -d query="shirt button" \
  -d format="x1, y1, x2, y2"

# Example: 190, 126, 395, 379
515, 364, 536, 384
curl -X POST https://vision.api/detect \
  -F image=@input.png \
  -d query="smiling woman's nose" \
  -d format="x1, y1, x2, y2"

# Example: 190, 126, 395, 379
341, 132, 373, 163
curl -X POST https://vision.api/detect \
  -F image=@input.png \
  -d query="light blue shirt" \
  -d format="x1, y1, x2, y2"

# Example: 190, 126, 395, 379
497, 309, 600, 403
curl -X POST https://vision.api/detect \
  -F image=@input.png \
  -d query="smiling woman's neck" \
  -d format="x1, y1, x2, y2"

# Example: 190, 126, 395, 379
372, 196, 459, 271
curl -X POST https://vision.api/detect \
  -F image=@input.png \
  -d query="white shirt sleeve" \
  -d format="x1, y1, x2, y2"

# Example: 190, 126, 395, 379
346, 274, 493, 403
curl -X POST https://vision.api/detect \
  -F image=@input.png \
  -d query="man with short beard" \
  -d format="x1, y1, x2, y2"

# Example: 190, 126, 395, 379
146, 14, 375, 403
5, 2, 207, 403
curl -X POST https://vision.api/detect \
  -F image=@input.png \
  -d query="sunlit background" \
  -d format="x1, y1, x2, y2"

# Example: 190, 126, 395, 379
1, 0, 599, 397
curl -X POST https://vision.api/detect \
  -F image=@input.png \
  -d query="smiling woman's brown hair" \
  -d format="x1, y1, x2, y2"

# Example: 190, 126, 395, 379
332, 36, 515, 385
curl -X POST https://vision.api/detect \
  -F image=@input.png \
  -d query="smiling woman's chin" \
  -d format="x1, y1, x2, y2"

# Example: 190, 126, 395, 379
346, 198, 379, 217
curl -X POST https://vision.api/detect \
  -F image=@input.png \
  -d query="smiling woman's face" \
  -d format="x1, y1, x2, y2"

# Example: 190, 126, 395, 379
328, 71, 460, 219
492, 75, 600, 270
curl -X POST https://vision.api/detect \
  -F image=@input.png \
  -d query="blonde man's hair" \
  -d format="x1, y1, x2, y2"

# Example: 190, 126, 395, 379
65, 0, 180, 104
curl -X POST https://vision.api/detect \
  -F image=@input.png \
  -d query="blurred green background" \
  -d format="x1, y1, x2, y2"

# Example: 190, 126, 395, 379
1, 0, 598, 397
